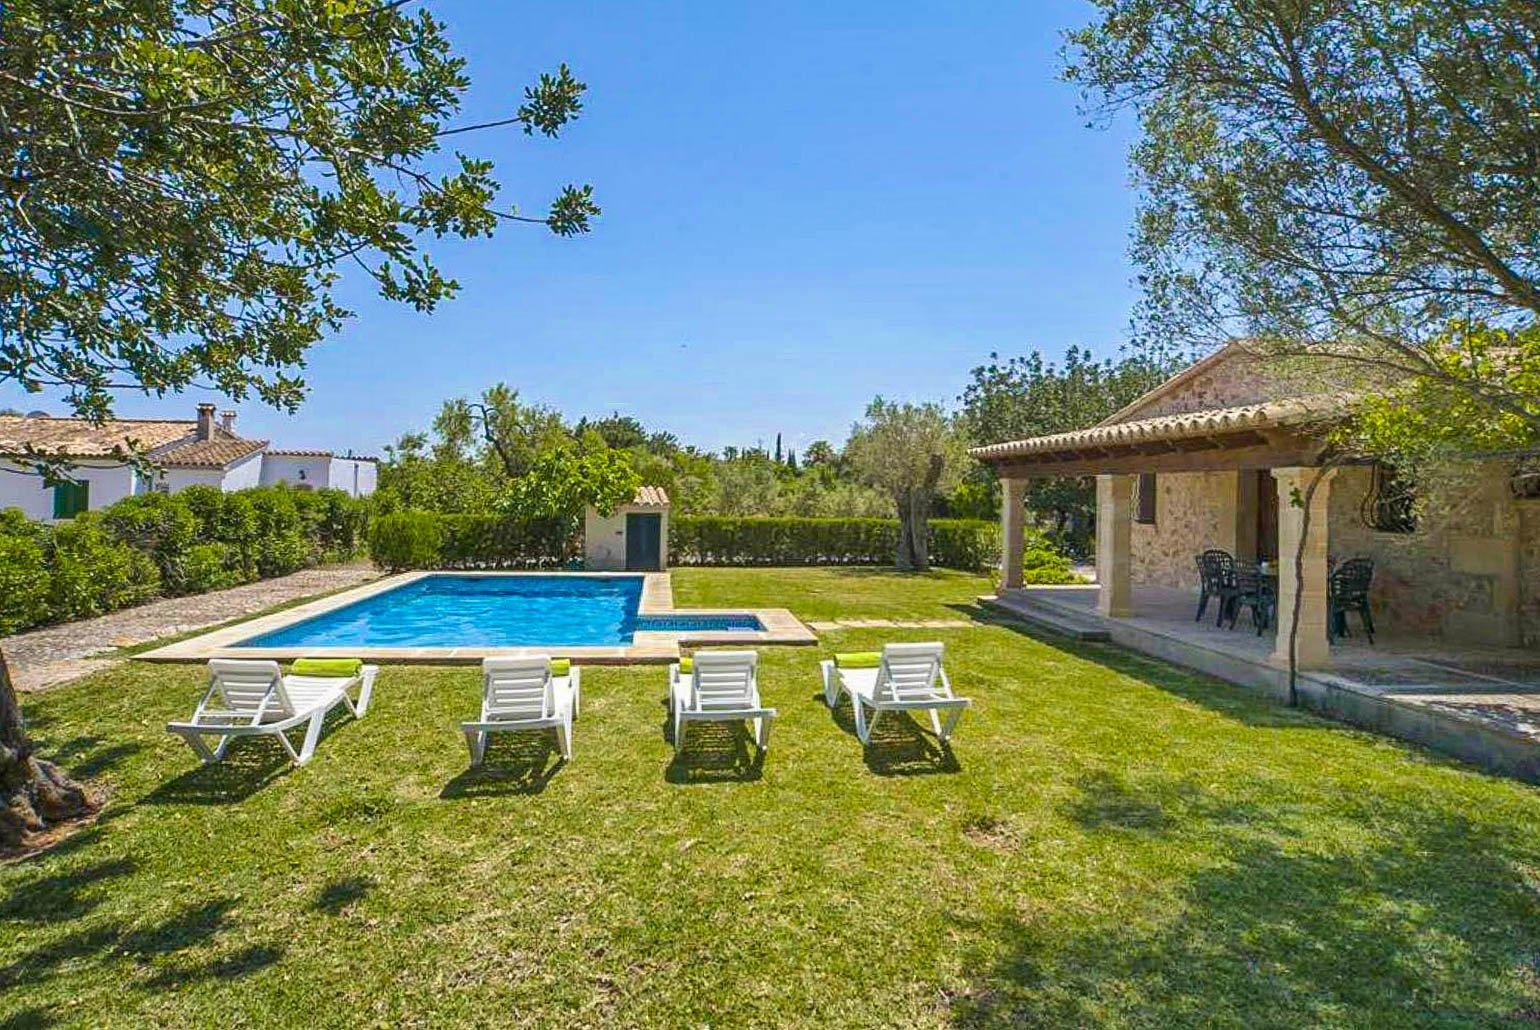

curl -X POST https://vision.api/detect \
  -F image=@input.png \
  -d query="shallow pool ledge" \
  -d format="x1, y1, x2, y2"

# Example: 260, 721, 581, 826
133, 571, 817, 665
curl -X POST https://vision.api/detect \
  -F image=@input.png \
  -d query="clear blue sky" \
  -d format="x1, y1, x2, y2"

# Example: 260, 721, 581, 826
2, 1, 1140, 457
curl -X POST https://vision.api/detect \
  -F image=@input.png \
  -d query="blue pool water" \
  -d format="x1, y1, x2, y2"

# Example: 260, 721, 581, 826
238, 575, 761, 648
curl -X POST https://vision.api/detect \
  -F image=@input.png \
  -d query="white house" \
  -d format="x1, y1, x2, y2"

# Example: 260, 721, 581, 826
0, 404, 377, 520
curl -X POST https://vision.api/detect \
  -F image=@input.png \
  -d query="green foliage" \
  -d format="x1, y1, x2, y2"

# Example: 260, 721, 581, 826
46, 515, 160, 620
439, 516, 574, 569
98, 494, 201, 594
961, 346, 1175, 556
669, 517, 998, 571
1066, 0, 1540, 436
368, 511, 446, 572
1019, 531, 1085, 586
0, 2, 594, 421
845, 398, 970, 570
503, 446, 641, 523
0, 530, 50, 636
0, 485, 368, 635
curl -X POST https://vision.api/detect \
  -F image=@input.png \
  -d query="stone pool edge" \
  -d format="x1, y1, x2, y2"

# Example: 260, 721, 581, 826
132, 571, 817, 665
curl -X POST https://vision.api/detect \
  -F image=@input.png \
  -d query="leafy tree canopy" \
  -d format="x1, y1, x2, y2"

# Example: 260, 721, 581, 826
0, 0, 597, 421
1067, 0, 1540, 444
845, 398, 968, 570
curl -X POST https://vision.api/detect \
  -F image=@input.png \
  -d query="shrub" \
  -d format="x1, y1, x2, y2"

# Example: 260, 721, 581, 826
47, 515, 159, 620
369, 510, 444, 570
1020, 531, 1085, 585
667, 516, 998, 570
247, 488, 308, 577
98, 493, 200, 592
0, 529, 50, 635
439, 515, 573, 569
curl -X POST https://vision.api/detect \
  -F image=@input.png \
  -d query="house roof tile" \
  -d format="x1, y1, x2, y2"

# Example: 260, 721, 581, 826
0, 415, 195, 459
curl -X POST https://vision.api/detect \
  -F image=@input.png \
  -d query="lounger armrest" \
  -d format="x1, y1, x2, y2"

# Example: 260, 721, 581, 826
819, 659, 838, 706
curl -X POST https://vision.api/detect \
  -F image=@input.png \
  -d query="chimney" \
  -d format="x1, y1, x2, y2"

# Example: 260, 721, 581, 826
219, 410, 236, 434
196, 403, 216, 441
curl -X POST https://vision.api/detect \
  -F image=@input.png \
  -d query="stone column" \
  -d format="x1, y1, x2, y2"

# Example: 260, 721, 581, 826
1096, 474, 1134, 617
1269, 466, 1337, 669
999, 477, 1026, 590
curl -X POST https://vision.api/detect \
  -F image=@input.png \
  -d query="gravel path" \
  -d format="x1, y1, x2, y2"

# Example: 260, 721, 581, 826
2, 564, 382, 692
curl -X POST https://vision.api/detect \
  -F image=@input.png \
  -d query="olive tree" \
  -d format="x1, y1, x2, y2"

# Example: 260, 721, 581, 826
845, 398, 969, 571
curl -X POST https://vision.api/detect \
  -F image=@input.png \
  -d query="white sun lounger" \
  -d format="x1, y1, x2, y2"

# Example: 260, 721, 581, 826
669, 651, 776, 753
166, 659, 377, 766
821, 642, 970, 746
461, 656, 581, 764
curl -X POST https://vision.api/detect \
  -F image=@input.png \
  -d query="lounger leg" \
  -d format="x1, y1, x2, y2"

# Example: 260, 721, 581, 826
939, 706, 965, 742
556, 718, 572, 760
821, 663, 838, 707
928, 707, 944, 737
181, 731, 218, 764
673, 712, 686, 754
754, 715, 772, 751
851, 697, 868, 744
211, 733, 235, 761
295, 710, 326, 765
464, 729, 486, 766
355, 669, 376, 717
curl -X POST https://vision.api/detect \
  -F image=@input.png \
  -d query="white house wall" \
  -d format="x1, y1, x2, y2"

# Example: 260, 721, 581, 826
327, 457, 377, 497
0, 459, 138, 520
261, 454, 331, 490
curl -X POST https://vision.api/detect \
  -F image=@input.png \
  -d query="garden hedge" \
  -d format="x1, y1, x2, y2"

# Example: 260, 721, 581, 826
667, 516, 1000, 571
369, 512, 574, 571
0, 485, 367, 637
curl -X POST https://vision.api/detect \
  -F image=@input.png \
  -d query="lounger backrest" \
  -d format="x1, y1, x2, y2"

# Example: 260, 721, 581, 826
483, 657, 555, 719
875, 643, 945, 703
207, 659, 287, 716
689, 651, 757, 711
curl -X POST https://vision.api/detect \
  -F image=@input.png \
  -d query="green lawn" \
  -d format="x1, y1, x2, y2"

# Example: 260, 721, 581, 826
672, 565, 995, 621
4, 568, 1540, 1026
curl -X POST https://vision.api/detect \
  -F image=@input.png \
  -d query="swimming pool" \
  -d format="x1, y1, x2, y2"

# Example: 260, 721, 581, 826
237, 574, 764, 648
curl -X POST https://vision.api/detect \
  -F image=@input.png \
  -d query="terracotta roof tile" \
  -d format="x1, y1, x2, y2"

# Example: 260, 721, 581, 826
157, 434, 268, 469
0, 415, 195, 458
633, 485, 670, 507
969, 394, 1353, 462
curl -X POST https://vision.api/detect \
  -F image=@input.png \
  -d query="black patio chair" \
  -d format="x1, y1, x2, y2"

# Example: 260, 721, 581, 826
1328, 557, 1376, 644
1194, 549, 1238, 625
1225, 560, 1273, 635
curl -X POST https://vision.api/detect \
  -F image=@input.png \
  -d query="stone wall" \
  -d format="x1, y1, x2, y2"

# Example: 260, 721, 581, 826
1130, 471, 1244, 591
1128, 462, 1537, 645
1112, 348, 1300, 422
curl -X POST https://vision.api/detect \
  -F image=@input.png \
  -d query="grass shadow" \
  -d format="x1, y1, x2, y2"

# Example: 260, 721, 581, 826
953, 601, 1327, 732
40, 736, 146, 780
665, 720, 766, 784
948, 780, 1540, 1025
821, 692, 962, 776
440, 731, 567, 798
313, 875, 372, 915
143, 705, 363, 806
0, 1008, 56, 1029
0, 858, 137, 924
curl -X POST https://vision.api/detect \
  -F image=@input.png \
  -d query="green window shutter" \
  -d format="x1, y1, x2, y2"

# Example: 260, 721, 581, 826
52, 480, 89, 519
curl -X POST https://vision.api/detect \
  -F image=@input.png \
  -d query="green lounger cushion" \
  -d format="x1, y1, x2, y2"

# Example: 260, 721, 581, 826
549, 659, 571, 677
677, 656, 693, 674
834, 651, 882, 669
291, 658, 363, 678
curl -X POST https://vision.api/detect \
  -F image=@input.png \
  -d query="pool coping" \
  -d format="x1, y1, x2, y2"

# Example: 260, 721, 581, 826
132, 571, 817, 665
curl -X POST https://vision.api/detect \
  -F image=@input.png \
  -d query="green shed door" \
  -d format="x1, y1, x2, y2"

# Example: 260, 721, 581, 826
52, 480, 89, 519
625, 514, 662, 571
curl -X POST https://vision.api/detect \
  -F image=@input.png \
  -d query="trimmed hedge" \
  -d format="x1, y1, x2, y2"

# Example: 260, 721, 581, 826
667, 516, 1000, 571
369, 512, 574, 571
0, 485, 367, 637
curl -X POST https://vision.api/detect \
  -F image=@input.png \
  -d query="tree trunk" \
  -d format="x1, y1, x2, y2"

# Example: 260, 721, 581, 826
1, 646, 92, 852
907, 488, 931, 571
894, 489, 917, 570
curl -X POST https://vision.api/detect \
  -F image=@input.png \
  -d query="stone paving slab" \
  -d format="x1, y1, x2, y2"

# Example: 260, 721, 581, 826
2, 564, 382, 692
807, 619, 975, 632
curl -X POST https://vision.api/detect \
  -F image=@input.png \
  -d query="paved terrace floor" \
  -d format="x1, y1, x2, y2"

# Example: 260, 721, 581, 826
991, 583, 1540, 778
2, 564, 383, 692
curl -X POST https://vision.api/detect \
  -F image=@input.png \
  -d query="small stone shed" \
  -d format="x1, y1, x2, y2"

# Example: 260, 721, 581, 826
584, 486, 671, 571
